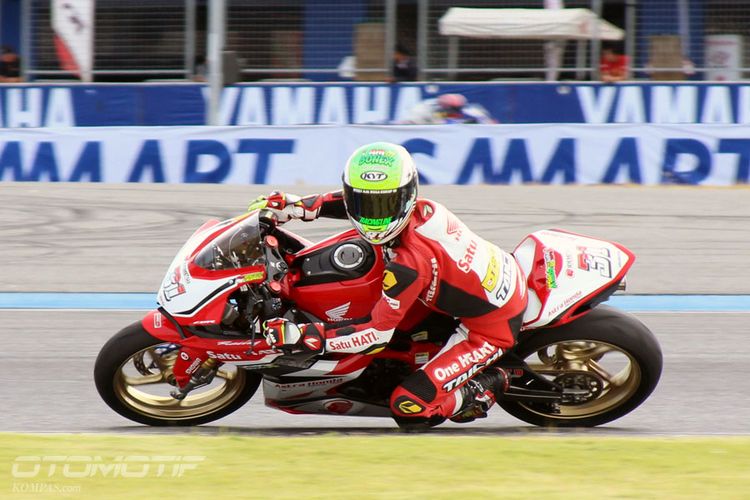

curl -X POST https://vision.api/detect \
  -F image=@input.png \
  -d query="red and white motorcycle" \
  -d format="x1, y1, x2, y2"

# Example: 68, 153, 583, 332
95, 210, 662, 428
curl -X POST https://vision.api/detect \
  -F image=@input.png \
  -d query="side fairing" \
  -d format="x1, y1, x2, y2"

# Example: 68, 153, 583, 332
514, 229, 634, 329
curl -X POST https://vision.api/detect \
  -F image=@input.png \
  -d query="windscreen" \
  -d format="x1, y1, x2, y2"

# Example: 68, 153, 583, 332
193, 213, 265, 271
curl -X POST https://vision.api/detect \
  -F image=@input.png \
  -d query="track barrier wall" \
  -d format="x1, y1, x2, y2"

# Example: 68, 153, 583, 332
2, 83, 750, 127
1, 123, 749, 185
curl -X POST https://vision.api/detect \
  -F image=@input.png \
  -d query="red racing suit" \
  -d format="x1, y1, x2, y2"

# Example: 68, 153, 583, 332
298, 192, 528, 424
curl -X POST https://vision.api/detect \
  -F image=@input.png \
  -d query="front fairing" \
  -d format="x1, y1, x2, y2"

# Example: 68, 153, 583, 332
157, 212, 267, 324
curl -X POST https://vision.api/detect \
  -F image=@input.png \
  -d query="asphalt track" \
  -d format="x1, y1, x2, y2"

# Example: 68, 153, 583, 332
1, 183, 749, 435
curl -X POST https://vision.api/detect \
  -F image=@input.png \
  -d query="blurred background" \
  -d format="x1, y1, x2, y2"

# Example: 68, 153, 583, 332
4, 0, 749, 83
0, 1, 748, 185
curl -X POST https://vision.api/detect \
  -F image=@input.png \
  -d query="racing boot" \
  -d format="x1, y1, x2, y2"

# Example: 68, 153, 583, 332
450, 367, 510, 424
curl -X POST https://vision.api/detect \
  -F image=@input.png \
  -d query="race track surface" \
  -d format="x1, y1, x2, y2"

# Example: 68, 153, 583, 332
1, 310, 747, 435
1, 183, 748, 434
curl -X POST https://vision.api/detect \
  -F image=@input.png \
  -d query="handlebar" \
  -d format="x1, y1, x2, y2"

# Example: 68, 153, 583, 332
257, 209, 279, 233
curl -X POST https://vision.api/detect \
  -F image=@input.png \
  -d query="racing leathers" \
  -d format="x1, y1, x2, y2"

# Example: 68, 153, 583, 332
258, 191, 528, 426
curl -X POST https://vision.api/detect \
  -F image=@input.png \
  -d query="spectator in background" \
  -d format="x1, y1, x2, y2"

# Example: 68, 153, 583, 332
392, 44, 417, 82
0, 45, 22, 83
600, 47, 629, 83
192, 55, 207, 82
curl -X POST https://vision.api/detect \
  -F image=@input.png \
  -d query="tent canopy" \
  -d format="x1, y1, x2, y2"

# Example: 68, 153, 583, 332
438, 7, 624, 41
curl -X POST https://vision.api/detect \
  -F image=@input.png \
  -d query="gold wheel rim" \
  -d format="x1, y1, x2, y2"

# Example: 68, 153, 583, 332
113, 344, 247, 421
522, 340, 642, 419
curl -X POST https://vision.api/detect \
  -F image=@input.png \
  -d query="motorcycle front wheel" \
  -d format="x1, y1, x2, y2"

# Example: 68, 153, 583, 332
94, 321, 260, 426
499, 305, 662, 428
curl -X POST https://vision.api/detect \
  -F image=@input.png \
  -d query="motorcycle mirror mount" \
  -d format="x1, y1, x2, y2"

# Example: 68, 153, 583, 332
265, 235, 279, 249
268, 281, 282, 294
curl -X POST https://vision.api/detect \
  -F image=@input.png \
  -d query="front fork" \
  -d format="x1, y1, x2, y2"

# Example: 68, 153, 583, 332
170, 357, 220, 400
169, 347, 222, 400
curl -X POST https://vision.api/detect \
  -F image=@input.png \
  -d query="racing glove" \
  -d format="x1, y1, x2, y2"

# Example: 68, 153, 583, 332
248, 191, 321, 224
263, 318, 325, 354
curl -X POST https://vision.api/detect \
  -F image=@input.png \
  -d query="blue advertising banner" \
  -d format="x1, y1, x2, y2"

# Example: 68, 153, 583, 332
1, 124, 748, 185
1, 83, 750, 127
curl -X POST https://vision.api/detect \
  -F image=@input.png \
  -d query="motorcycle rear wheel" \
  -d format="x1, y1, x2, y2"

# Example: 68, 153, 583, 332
94, 321, 261, 426
499, 305, 662, 428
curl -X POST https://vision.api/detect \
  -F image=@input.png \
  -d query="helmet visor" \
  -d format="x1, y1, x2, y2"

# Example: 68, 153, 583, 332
343, 177, 416, 228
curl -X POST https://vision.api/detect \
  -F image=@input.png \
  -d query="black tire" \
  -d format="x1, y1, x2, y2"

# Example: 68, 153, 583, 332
499, 305, 662, 428
94, 321, 261, 426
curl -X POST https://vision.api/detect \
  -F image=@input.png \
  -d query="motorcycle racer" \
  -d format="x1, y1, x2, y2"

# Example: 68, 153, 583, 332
250, 142, 527, 429
402, 93, 496, 124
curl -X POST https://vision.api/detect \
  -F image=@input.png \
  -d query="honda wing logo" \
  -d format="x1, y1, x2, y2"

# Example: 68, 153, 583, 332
446, 214, 463, 241
325, 302, 351, 322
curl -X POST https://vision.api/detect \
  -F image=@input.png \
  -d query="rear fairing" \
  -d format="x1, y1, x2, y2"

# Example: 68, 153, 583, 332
514, 229, 634, 329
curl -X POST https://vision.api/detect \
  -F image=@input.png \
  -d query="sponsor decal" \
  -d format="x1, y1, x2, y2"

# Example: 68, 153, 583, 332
421, 204, 434, 218
457, 341, 496, 369
544, 248, 558, 289
439, 348, 502, 392
272, 377, 345, 392
243, 271, 264, 282
328, 330, 381, 351
185, 357, 202, 375
546, 289, 584, 317
162, 265, 186, 301
359, 149, 396, 167
411, 330, 429, 342
495, 253, 514, 302
433, 362, 461, 382
206, 350, 243, 361
457, 239, 478, 273
415, 352, 430, 365
424, 258, 439, 303
481, 250, 499, 292
359, 216, 392, 226
324, 399, 354, 414
303, 335, 322, 351
360, 171, 388, 181
325, 302, 351, 322
397, 399, 424, 415
382, 270, 398, 291
153, 312, 163, 329
383, 291, 400, 309
181, 262, 191, 284
179, 352, 190, 361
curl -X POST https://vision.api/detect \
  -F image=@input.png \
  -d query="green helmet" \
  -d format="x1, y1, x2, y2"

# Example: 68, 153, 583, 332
342, 142, 419, 245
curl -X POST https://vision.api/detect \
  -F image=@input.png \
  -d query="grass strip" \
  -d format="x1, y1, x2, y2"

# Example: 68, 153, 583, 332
1, 433, 749, 499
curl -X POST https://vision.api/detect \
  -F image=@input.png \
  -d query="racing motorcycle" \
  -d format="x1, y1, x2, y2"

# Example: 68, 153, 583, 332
95, 209, 662, 428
